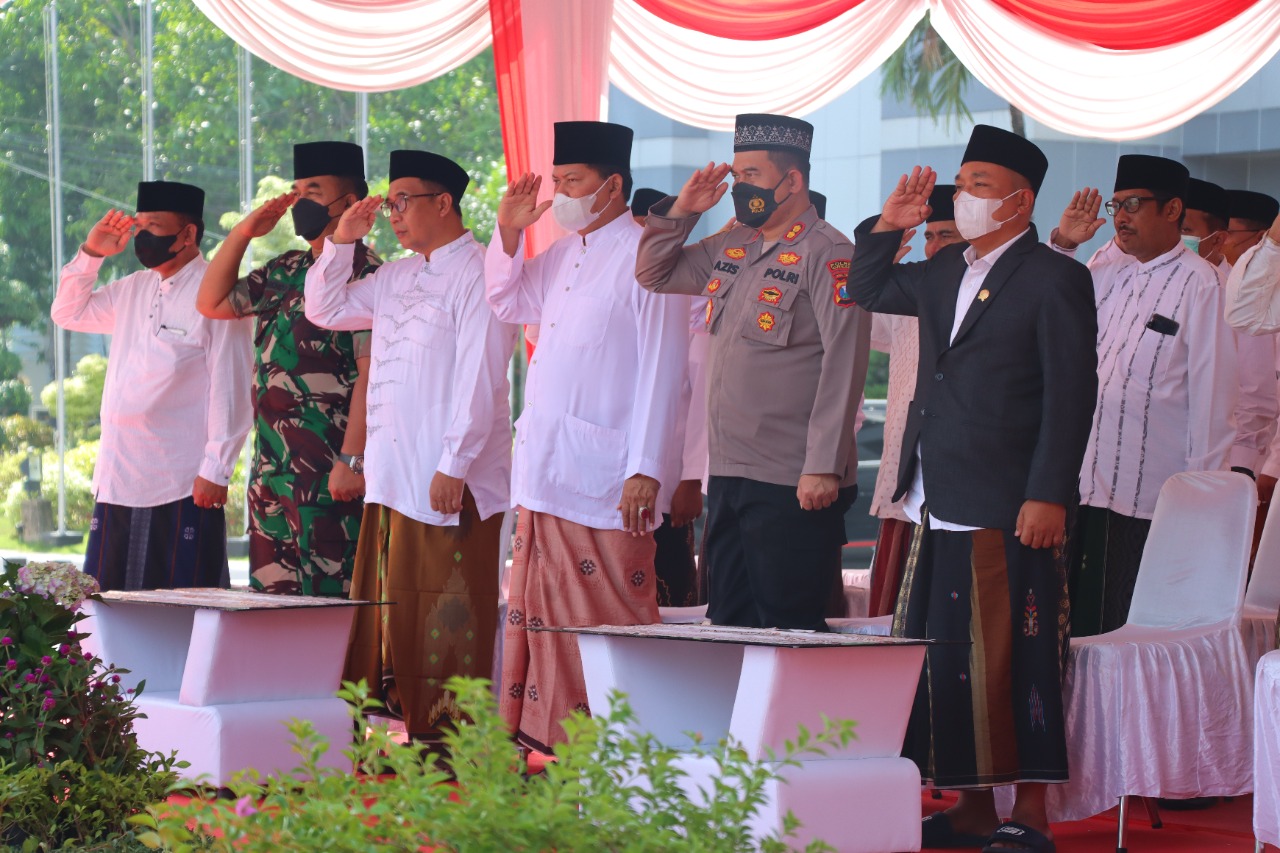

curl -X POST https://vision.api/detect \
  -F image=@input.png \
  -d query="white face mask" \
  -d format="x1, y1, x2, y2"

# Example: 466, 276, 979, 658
953, 189, 1021, 240
551, 180, 609, 232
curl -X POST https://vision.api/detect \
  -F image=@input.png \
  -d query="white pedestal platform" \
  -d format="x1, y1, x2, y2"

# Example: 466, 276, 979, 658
81, 589, 373, 786
561, 623, 929, 853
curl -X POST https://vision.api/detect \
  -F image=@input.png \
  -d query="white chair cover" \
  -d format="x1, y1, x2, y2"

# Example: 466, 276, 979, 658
1255, 650, 1280, 847
842, 568, 871, 618
1243, 500, 1280, 667
1047, 471, 1257, 822
826, 615, 892, 636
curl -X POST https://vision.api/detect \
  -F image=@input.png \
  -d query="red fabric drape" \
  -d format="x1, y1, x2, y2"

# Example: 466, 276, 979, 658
489, 0, 528, 196
987, 0, 1262, 50
630, 0, 865, 40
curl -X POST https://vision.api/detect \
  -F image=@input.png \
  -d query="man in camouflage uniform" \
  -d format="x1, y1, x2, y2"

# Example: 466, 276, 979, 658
198, 141, 380, 596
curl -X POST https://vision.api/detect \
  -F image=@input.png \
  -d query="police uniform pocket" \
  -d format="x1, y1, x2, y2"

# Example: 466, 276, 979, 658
741, 305, 794, 346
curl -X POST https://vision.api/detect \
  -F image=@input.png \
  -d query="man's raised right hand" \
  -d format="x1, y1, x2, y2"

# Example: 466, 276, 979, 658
671, 162, 731, 219
875, 166, 936, 232
497, 173, 552, 232
82, 210, 135, 258
233, 192, 298, 240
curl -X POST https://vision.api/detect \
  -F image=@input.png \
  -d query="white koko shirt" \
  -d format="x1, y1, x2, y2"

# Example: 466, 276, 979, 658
51, 251, 252, 507
1075, 242, 1238, 519
485, 213, 691, 530
305, 233, 517, 527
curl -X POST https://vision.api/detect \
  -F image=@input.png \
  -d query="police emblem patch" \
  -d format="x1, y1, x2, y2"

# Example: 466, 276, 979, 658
777, 251, 800, 266
758, 286, 783, 305
724, 247, 746, 260
828, 258, 855, 307
705, 298, 714, 327
707, 278, 722, 293
785, 222, 805, 241
757, 311, 776, 332
748, 195, 766, 214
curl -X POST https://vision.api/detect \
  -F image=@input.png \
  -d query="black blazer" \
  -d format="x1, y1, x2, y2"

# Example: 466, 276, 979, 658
847, 219, 1098, 530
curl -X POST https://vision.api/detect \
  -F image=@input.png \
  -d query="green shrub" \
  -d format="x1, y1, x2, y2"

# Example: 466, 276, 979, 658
0, 414, 55, 453
0, 378, 32, 417
0, 560, 183, 849
137, 678, 855, 852
40, 354, 106, 444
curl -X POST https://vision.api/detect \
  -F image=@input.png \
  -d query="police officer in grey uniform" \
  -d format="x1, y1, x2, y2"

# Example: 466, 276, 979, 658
635, 113, 871, 630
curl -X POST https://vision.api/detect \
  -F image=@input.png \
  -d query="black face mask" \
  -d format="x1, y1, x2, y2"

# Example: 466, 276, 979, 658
292, 197, 339, 241
133, 230, 181, 269
731, 174, 790, 229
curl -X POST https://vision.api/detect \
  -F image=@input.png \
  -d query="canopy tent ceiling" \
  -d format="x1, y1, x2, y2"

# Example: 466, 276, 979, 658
190, 0, 1280, 251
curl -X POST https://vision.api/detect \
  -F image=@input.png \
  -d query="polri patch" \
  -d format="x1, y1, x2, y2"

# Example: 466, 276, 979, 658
707, 278, 722, 293
757, 311, 776, 332
828, 258, 855, 307
724, 247, 746, 260
777, 251, 800, 266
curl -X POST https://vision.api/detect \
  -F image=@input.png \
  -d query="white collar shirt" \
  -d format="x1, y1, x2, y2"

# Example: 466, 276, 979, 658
904, 228, 1029, 531
305, 233, 517, 526
1080, 243, 1237, 518
484, 213, 692, 530
50, 251, 252, 507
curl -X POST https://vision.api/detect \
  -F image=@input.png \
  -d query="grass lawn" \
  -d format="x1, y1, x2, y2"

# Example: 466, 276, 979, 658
0, 521, 87, 555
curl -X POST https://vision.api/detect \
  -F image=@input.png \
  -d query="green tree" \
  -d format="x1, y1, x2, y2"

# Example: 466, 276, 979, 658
880, 13, 1026, 137
0, 0, 506, 444
38, 353, 105, 443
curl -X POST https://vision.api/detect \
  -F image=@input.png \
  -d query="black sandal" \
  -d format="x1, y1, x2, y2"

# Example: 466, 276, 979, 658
980, 821, 1056, 853
920, 812, 989, 848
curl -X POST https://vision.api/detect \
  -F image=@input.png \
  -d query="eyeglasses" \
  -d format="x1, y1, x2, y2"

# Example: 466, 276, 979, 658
381, 192, 444, 217
1105, 196, 1163, 216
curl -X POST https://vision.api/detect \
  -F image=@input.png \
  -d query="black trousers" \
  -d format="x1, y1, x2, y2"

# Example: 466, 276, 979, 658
703, 476, 855, 630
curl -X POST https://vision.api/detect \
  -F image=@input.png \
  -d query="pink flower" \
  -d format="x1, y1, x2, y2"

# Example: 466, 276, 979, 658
111, 674, 121, 684
4, 660, 15, 671
24, 673, 36, 683
0, 637, 11, 645
233, 795, 258, 817
41, 697, 54, 711
57, 644, 69, 655
40, 655, 52, 665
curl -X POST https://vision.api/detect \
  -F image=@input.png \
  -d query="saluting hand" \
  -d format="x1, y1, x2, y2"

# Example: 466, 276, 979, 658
333, 195, 382, 244
671, 162, 731, 218
894, 228, 917, 263
234, 192, 298, 240
82, 210, 135, 258
498, 173, 552, 232
1055, 187, 1105, 250
878, 166, 935, 231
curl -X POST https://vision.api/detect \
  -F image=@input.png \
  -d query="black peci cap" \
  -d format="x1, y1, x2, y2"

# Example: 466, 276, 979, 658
135, 181, 204, 219
1186, 178, 1229, 223
927, 184, 956, 222
810, 190, 827, 220
388, 150, 471, 202
1227, 189, 1280, 225
553, 121, 633, 167
961, 125, 1048, 194
293, 141, 365, 181
630, 188, 665, 217
1114, 154, 1190, 200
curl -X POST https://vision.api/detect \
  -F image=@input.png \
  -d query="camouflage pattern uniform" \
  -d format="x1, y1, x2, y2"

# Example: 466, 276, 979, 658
229, 243, 380, 596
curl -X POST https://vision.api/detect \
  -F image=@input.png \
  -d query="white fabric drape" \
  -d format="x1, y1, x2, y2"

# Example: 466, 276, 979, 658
1256, 651, 1280, 848
930, 0, 1280, 140
188, 0, 1280, 141
607, 0, 927, 132
189, 0, 492, 92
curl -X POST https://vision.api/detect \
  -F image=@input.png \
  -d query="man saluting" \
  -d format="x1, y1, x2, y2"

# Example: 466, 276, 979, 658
52, 181, 252, 590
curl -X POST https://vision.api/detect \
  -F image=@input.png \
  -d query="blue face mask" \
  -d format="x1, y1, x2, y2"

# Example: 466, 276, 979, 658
1180, 233, 1201, 254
